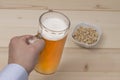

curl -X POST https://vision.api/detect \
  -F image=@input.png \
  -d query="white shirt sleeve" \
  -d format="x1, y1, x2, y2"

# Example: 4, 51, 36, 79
0, 64, 28, 80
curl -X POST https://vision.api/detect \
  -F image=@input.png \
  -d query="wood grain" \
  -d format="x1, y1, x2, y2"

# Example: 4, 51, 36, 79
0, 0, 120, 11
29, 72, 120, 80
60, 48, 120, 72
0, 0, 120, 79
0, 9, 120, 48
1, 48, 120, 72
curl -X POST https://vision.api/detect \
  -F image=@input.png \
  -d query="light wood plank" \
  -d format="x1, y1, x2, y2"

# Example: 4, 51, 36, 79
29, 72, 120, 80
0, 9, 120, 48
1, 48, 120, 72
0, 0, 120, 11
60, 48, 120, 72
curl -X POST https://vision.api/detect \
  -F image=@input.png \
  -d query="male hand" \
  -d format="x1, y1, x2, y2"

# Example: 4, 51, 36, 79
8, 35, 45, 74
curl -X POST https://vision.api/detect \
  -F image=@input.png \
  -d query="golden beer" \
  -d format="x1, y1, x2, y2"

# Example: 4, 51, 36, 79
35, 10, 70, 74
35, 37, 67, 74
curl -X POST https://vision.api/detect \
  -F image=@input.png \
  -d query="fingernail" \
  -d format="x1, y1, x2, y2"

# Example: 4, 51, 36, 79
28, 37, 39, 44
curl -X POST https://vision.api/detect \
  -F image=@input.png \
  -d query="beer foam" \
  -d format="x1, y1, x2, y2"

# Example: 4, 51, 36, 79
41, 18, 68, 40
42, 18, 68, 31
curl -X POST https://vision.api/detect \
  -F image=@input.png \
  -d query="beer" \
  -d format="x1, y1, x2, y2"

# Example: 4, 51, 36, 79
35, 37, 67, 74
35, 10, 70, 74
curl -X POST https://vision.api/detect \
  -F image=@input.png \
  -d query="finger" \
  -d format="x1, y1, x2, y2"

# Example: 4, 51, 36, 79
27, 37, 38, 44
20, 35, 33, 40
31, 39, 45, 52
20, 35, 34, 44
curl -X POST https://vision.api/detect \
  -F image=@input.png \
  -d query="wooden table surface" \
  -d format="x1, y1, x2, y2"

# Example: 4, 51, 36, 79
0, 0, 120, 80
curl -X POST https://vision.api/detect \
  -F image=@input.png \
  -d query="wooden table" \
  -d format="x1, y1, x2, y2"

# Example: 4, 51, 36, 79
0, 0, 120, 80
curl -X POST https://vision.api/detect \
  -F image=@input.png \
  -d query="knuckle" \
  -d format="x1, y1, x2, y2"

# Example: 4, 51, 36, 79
10, 36, 19, 43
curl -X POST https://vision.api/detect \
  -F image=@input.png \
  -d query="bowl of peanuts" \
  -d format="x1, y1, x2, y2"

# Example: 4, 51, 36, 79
72, 23, 102, 48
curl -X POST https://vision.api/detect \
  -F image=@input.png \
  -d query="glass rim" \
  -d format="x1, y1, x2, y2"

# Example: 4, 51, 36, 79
39, 10, 71, 32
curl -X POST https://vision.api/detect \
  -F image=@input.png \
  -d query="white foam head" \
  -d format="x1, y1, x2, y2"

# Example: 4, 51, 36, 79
41, 18, 68, 40
43, 18, 68, 31
39, 11, 70, 41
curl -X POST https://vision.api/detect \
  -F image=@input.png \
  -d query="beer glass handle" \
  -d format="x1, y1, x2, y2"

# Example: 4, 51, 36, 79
35, 32, 42, 39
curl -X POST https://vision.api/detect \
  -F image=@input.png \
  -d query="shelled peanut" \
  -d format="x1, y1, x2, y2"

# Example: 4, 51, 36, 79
72, 27, 98, 44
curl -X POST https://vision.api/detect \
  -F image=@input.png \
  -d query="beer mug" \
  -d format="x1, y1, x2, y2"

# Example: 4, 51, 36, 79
35, 10, 70, 74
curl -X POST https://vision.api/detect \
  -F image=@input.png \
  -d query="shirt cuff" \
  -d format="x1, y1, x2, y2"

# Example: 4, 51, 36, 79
0, 64, 28, 80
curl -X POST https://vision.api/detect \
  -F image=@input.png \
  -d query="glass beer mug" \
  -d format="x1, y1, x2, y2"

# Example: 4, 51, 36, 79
35, 10, 70, 74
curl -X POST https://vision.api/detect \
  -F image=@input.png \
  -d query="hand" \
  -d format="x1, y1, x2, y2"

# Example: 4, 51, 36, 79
8, 35, 45, 74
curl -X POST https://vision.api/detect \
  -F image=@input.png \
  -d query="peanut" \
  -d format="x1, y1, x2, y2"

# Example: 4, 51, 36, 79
73, 26, 98, 44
